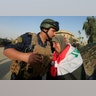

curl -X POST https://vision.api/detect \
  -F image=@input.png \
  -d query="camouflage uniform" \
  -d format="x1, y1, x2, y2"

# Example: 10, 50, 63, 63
5, 32, 53, 80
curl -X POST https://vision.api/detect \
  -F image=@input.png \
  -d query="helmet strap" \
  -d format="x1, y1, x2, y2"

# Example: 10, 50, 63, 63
42, 29, 51, 41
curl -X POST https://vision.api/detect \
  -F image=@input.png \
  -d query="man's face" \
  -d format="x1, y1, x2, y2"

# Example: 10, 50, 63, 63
47, 28, 56, 39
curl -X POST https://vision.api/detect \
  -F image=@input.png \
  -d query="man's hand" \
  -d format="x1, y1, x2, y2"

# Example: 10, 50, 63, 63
28, 53, 43, 67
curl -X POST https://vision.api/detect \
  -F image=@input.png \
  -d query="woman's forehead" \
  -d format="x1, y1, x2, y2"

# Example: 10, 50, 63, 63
53, 41, 59, 45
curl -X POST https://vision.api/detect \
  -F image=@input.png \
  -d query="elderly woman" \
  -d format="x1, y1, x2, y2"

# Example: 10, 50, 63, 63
50, 35, 83, 80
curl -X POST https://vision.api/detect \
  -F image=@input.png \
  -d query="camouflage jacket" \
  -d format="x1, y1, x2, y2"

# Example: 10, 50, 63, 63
7, 32, 53, 79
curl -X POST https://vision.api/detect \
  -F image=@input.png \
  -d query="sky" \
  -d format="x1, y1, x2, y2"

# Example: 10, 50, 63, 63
0, 16, 90, 41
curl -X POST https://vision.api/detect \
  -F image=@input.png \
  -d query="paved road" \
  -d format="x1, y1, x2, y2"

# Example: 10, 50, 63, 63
0, 47, 11, 80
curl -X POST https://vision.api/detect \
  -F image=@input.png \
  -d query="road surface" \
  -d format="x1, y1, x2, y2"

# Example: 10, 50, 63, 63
0, 47, 11, 80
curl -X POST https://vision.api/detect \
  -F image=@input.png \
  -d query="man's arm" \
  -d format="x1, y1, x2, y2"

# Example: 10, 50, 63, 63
3, 48, 31, 63
3, 47, 43, 65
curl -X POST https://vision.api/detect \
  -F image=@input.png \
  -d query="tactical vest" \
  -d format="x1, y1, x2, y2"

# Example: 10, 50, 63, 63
10, 32, 53, 79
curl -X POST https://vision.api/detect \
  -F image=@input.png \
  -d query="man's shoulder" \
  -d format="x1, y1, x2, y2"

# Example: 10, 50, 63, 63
26, 32, 37, 36
20, 32, 37, 41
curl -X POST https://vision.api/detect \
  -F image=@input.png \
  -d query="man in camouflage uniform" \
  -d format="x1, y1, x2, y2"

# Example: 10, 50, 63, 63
3, 18, 59, 80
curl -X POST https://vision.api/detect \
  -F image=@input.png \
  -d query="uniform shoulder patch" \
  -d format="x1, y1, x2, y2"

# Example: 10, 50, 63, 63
12, 36, 22, 44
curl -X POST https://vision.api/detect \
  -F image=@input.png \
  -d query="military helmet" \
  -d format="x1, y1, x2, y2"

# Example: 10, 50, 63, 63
40, 19, 59, 31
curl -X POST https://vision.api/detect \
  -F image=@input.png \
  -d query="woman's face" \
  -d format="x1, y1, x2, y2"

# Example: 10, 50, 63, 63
53, 42, 61, 54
